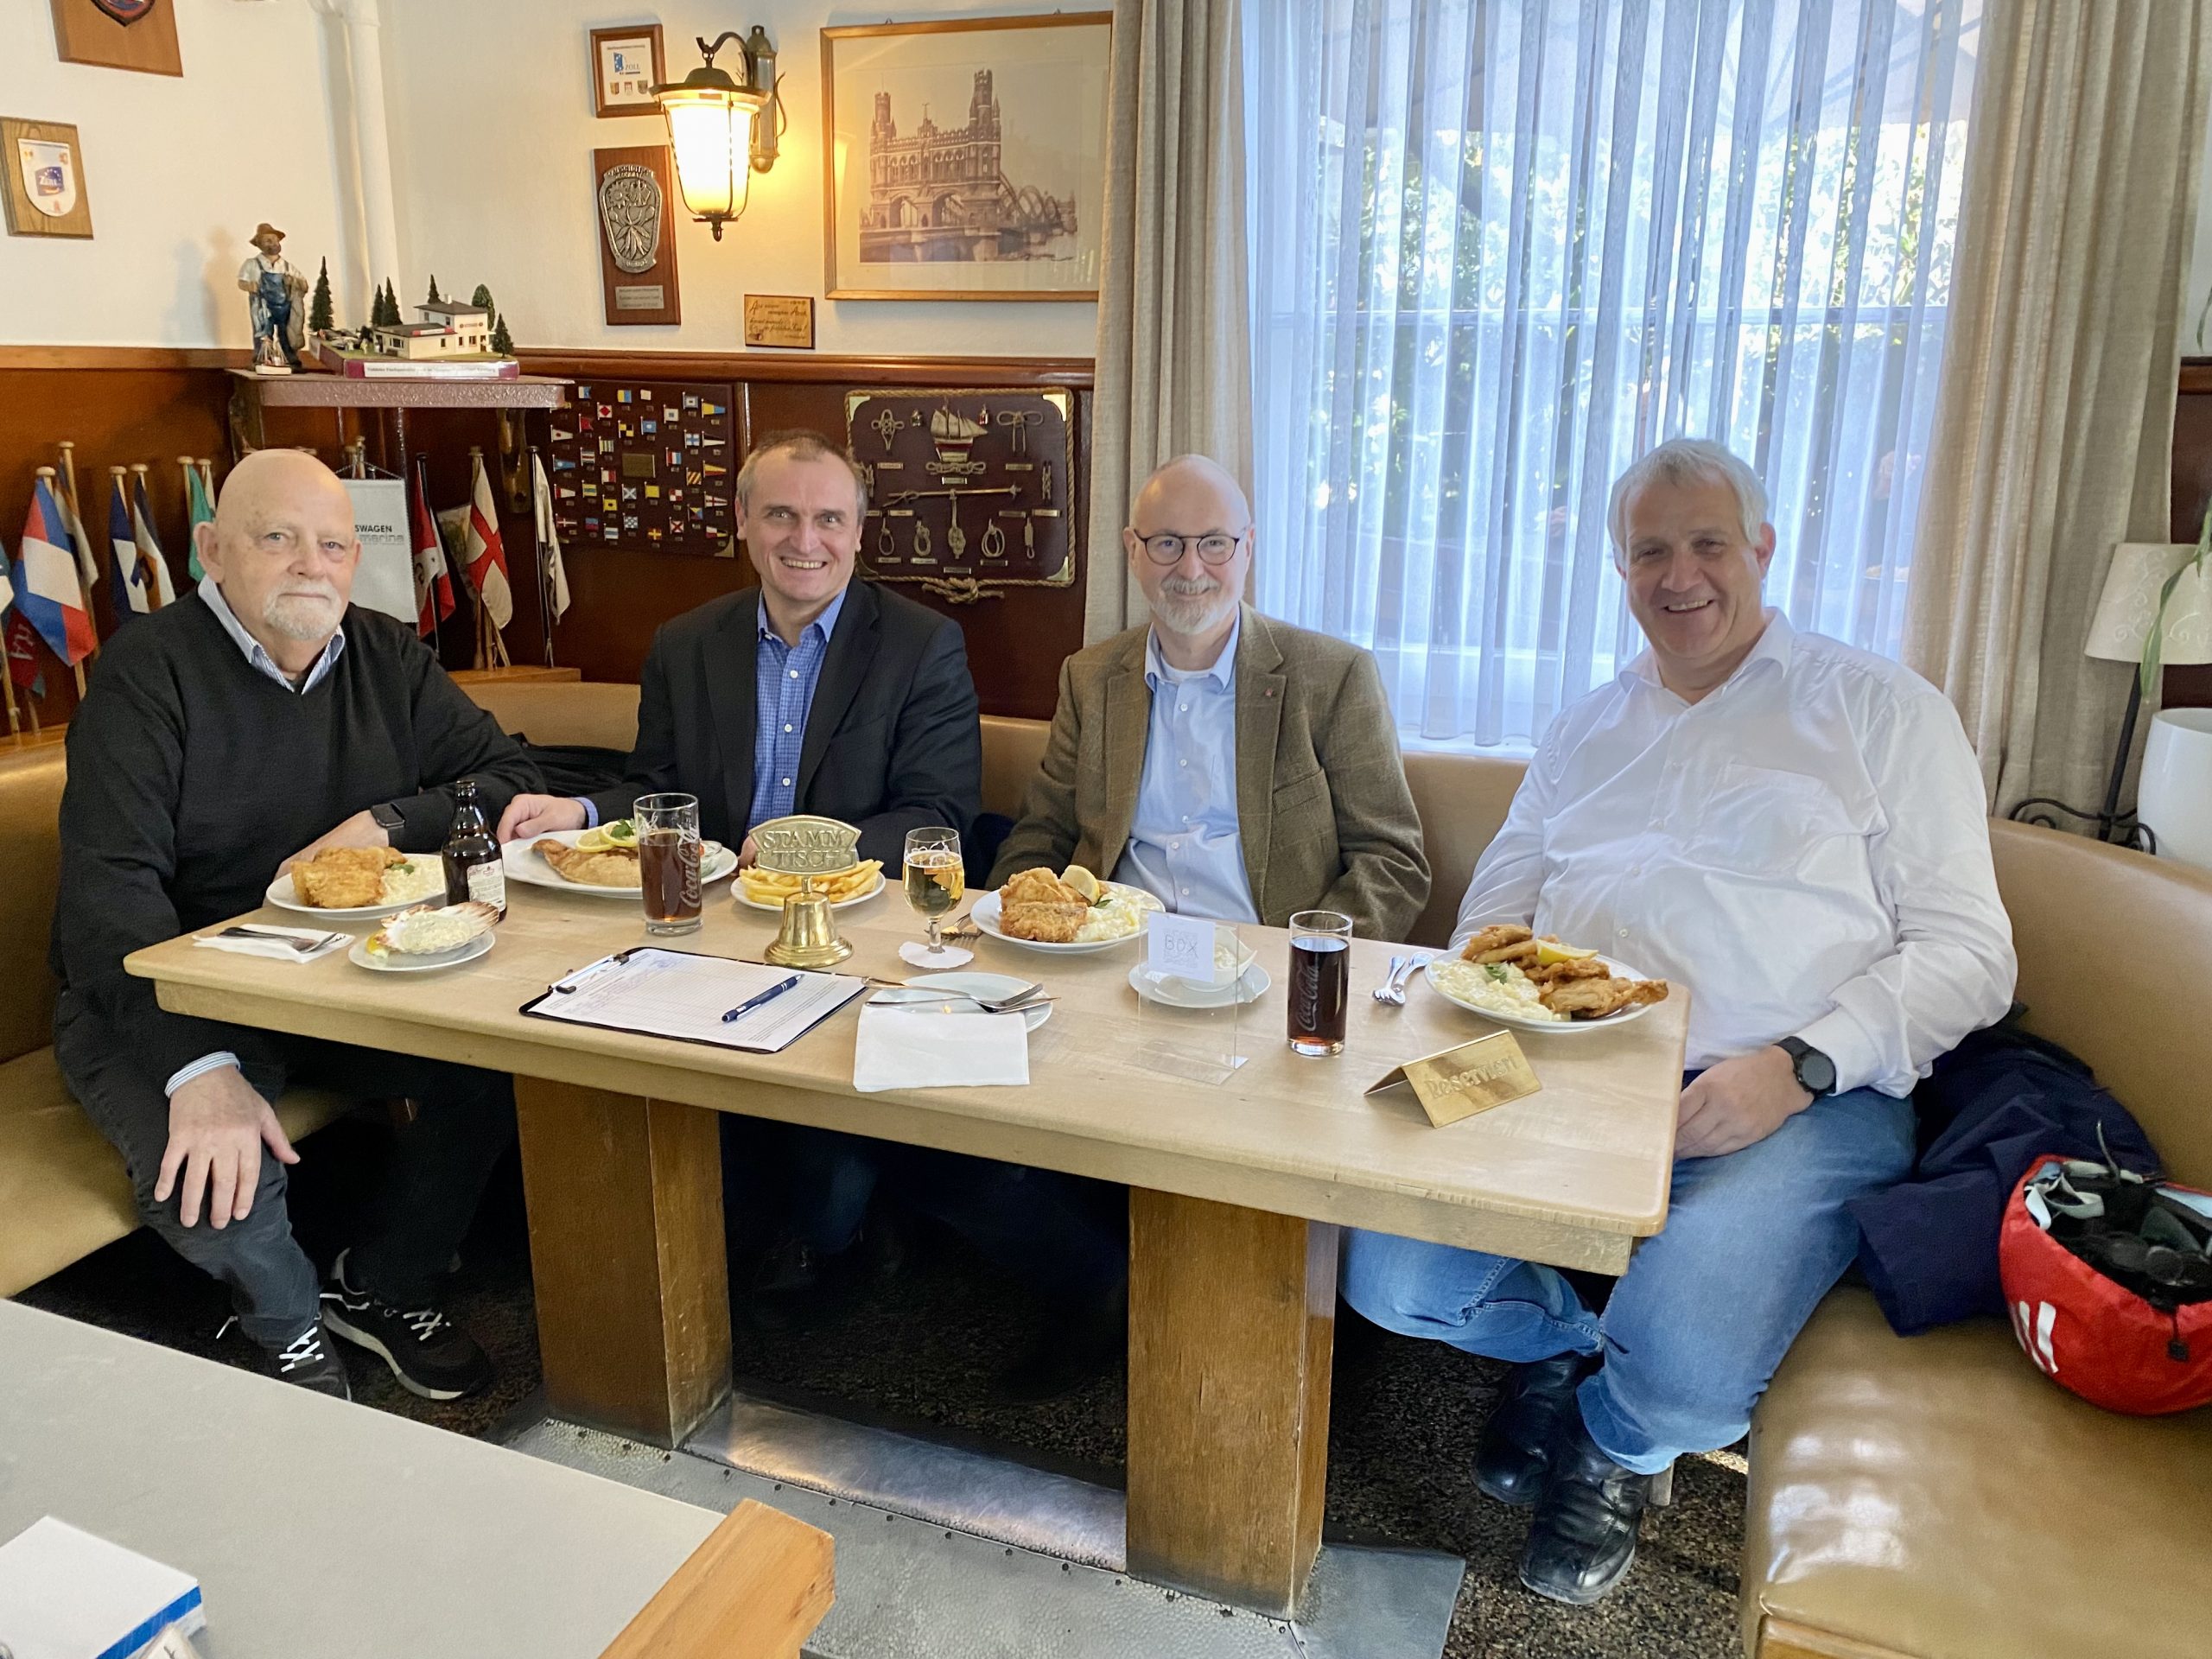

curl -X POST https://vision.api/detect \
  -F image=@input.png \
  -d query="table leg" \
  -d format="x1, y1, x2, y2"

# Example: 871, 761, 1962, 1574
513, 1077, 731, 1445
1125, 1188, 1338, 1617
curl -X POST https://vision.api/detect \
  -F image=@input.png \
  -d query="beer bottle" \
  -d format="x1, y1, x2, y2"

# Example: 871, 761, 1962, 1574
442, 778, 505, 916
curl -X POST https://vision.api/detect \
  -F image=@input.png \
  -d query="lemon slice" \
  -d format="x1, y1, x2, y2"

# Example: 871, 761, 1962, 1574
1535, 939, 1600, 965
1060, 864, 1102, 901
602, 818, 637, 845
575, 827, 613, 852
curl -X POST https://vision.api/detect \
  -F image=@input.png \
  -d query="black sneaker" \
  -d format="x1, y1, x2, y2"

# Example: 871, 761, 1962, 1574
224, 1316, 352, 1400
320, 1249, 493, 1401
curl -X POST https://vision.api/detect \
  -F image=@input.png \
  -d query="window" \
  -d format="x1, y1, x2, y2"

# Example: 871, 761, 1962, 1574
1247, 0, 1981, 747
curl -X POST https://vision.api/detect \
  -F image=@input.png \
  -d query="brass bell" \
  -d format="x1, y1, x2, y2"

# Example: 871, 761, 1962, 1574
766, 874, 853, 969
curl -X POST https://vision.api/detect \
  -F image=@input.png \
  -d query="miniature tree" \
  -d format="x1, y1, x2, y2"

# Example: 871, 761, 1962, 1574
426, 274, 442, 306
308, 257, 334, 334
377, 280, 402, 327
490, 314, 515, 355
470, 283, 495, 312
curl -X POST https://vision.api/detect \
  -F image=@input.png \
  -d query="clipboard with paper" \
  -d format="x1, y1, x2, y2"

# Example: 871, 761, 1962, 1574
520, 947, 868, 1053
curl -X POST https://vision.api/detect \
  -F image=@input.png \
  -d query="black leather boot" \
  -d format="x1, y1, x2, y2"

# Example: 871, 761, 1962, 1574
1518, 1408, 1662, 1605
1474, 1351, 1590, 1506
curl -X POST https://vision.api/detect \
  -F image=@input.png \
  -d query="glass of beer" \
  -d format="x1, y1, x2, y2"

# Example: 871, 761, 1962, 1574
635, 792, 702, 936
903, 825, 965, 962
1287, 910, 1353, 1057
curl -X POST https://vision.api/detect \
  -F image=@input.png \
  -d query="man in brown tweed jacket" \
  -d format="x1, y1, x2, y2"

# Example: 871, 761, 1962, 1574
993, 455, 1427, 938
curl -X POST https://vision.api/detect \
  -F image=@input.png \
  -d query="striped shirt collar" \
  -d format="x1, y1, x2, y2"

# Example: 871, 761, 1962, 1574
198, 576, 346, 693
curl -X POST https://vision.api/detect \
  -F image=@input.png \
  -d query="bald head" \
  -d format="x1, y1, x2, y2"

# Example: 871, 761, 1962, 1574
196, 449, 361, 664
1131, 454, 1251, 534
1123, 454, 1254, 658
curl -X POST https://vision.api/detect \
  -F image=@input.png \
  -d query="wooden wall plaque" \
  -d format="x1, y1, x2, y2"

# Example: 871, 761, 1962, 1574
2, 120, 93, 238
49, 0, 181, 76
593, 145, 681, 327
541, 378, 736, 555
844, 387, 1074, 606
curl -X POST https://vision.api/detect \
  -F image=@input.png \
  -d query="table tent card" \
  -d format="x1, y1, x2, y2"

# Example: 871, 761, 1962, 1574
1130, 910, 1247, 1084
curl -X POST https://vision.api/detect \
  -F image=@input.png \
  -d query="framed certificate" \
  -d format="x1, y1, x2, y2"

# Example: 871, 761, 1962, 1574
590, 25, 665, 118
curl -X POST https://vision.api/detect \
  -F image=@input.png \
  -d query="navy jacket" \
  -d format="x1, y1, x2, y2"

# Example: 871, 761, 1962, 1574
1847, 1024, 2161, 1335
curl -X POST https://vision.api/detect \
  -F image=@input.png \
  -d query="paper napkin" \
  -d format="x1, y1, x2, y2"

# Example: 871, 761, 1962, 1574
191, 925, 348, 962
852, 1004, 1030, 1092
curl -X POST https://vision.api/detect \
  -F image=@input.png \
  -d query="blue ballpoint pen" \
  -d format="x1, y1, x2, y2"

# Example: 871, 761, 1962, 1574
722, 974, 801, 1023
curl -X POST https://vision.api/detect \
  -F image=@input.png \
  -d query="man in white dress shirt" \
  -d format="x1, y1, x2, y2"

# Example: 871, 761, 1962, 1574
1340, 438, 2015, 1605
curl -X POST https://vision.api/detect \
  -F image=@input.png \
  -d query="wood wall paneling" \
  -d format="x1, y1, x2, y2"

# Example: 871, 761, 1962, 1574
0, 350, 1090, 728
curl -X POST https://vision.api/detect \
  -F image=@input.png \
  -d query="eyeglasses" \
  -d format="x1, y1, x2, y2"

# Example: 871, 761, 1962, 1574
1134, 528, 1250, 566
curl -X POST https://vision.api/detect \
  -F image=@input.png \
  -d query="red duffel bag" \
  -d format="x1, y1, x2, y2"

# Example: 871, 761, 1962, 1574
1999, 1155, 2212, 1416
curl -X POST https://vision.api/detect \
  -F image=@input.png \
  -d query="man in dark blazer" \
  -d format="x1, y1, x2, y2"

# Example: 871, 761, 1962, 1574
498, 432, 979, 860
499, 433, 1119, 1389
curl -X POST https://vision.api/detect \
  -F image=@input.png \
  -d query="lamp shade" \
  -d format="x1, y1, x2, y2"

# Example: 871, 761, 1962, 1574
2138, 709, 2212, 871
2083, 543, 2212, 664
660, 82, 768, 234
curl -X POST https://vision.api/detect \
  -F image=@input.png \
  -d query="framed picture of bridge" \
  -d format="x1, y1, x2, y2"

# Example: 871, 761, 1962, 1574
821, 13, 1110, 302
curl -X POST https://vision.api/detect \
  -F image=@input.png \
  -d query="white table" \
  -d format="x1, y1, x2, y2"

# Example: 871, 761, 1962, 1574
0, 1301, 726, 1658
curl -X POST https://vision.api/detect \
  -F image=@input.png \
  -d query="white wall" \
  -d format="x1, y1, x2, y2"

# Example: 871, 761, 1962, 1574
0, 0, 358, 348
378, 0, 1097, 358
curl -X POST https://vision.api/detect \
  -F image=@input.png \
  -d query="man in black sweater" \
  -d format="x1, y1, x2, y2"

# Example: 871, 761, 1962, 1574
51, 448, 540, 1402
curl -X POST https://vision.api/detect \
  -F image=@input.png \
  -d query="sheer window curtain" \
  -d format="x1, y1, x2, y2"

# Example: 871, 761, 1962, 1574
1247, 0, 1981, 748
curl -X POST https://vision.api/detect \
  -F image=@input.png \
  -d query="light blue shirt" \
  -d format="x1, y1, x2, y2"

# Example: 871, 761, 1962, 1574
580, 588, 848, 832
197, 575, 346, 693
1110, 615, 1259, 924
748, 588, 846, 832
168, 579, 350, 1097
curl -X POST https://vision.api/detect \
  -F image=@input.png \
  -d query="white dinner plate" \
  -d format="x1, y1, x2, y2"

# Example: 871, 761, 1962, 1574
1128, 960, 1271, 1009
868, 971, 1054, 1032
733, 872, 887, 912
266, 860, 448, 919
971, 882, 1163, 954
502, 830, 736, 895
1421, 952, 1664, 1033
347, 931, 495, 974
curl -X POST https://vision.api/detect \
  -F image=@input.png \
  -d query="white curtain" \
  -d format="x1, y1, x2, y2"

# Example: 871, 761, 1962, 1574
1902, 0, 2211, 817
1086, 0, 1253, 641
1248, 0, 1982, 747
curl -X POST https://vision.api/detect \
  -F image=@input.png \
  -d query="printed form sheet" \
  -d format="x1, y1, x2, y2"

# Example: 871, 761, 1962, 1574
527, 948, 868, 1052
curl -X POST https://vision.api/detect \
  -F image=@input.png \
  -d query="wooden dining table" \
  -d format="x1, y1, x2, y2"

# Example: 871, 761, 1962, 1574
128, 875, 1687, 1618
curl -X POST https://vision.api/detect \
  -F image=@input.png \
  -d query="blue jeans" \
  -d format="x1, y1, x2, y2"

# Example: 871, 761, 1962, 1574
1340, 1086, 1915, 1474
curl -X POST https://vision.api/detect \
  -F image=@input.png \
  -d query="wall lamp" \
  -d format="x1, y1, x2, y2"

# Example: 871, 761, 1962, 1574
655, 28, 783, 240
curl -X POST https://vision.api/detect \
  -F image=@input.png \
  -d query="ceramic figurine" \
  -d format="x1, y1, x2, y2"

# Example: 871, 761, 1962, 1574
238, 222, 308, 374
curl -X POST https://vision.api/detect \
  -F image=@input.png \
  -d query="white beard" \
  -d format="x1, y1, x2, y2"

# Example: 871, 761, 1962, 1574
1151, 575, 1238, 637
262, 582, 344, 642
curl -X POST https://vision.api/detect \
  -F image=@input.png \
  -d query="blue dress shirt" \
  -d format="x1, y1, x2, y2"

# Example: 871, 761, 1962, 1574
1110, 614, 1259, 924
747, 588, 846, 833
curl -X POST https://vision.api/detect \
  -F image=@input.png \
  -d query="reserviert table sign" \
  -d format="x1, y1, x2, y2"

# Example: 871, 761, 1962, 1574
0, 1516, 204, 1659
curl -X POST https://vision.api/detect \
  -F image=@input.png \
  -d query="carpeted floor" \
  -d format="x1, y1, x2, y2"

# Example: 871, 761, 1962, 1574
19, 1116, 1744, 1659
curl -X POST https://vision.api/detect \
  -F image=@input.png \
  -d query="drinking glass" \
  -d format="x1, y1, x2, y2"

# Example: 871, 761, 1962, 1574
1287, 910, 1353, 1056
635, 792, 702, 936
902, 825, 966, 963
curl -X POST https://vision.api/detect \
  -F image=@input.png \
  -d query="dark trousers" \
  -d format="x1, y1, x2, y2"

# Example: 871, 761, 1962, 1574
55, 992, 516, 1347
724, 1120, 1127, 1300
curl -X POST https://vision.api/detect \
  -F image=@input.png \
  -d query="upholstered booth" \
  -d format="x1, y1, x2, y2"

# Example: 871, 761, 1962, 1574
0, 745, 346, 1299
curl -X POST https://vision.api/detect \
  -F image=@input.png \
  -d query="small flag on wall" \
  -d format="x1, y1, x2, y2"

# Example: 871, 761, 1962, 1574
130, 467, 177, 607
15, 475, 98, 664
108, 470, 151, 620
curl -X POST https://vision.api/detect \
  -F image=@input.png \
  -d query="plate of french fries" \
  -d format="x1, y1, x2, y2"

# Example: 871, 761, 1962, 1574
734, 860, 886, 911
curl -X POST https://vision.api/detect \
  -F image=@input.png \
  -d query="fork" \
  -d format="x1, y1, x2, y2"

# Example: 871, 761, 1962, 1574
218, 925, 344, 953
871, 978, 1045, 1015
1373, 954, 1428, 1006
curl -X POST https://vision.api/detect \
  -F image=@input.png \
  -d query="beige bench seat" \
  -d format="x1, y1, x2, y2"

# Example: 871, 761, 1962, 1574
0, 1044, 350, 1297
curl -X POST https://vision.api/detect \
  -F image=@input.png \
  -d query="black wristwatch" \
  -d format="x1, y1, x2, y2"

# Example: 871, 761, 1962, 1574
1777, 1037, 1836, 1099
368, 802, 406, 835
